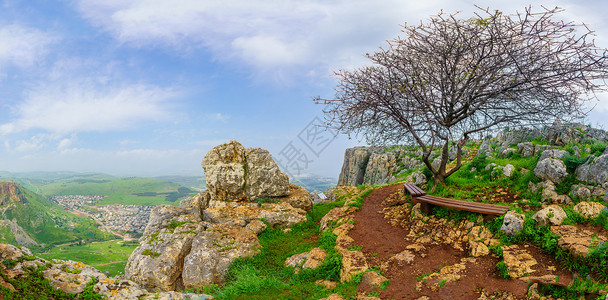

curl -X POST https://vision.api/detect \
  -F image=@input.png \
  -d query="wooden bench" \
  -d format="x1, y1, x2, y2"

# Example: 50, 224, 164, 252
403, 183, 509, 218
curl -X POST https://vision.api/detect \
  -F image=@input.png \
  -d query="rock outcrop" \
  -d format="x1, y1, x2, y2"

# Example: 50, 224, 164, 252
0, 181, 27, 205
534, 158, 568, 184
202, 140, 290, 202
126, 140, 311, 292
575, 153, 608, 185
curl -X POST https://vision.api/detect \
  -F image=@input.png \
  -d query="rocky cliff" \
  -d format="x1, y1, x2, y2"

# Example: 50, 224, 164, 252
125, 140, 313, 292
0, 181, 27, 205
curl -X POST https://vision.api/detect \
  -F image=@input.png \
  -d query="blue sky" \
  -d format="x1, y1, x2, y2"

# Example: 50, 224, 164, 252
1, 0, 608, 178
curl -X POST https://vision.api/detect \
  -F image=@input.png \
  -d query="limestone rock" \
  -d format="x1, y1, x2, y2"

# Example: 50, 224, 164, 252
316, 279, 337, 290
470, 242, 490, 257
182, 223, 260, 289
243, 147, 290, 200
551, 225, 607, 257
125, 224, 200, 291
179, 192, 208, 221
501, 211, 525, 235
94, 279, 148, 299
517, 142, 535, 157
573, 201, 606, 219
203, 201, 307, 228
142, 205, 189, 237
387, 250, 416, 266
503, 164, 515, 177
320, 294, 345, 300
278, 183, 313, 212
340, 250, 368, 282
202, 140, 248, 201
245, 219, 267, 235
337, 147, 375, 186
285, 248, 327, 273
534, 158, 568, 183
360, 271, 388, 290
502, 245, 537, 278
532, 205, 566, 226
570, 185, 592, 201
0, 244, 32, 261
320, 206, 357, 231
576, 154, 608, 185
43, 260, 108, 294
364, 152, 399, 185
202, 140, 291, 202
538, 149, 568, 162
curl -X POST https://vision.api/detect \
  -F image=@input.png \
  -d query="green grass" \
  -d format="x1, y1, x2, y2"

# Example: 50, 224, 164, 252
35, 176, 197, 206
39, 240, 138, 276
208, 200, 360, 300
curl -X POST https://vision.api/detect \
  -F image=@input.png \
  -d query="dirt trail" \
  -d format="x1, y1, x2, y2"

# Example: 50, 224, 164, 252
348, 184, 571, 299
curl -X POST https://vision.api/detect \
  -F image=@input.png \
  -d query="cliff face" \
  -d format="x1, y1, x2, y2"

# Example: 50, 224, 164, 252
338, 146, 424, 186
0, 181, 27, 205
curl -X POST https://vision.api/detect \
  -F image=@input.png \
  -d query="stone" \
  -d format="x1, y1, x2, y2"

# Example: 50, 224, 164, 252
576, 154, 608, 185
316, 279, 337, 290
142, 204, 190, 237
94, 279, 148, 299
319, 206, 357, 231
340, 250, 368, 282
203, 201, 307, 228
538, 149, 569, 162
534, 158, 568, 183
470, 242, 490, 257
278, 183, 313, 212
179, 192, 207, 221
532, 205, 567, 226
502, 245, 537, 278
320, 294, 345, 300
43, 260, 108, 294
182, 223, 260, 289
573, 201, 606, 219
517, 142, 535, 157
0, 244, 32, 261
570, 185, 592, 201
503, 164, 515, 177
498, 148, 515, 158
245, 219, 267, 235
501, 211, 525, 235
360, 271, 388, 290
243, 147, 290, 200
202, 140, 291, 202
125, 226, 199, 291
387, 250, 416, 266
202, 140, 248, 201
551, 225, 607, 257
337, 147, 376, 186
364, 152, 400, 185
534, 145, 552, 156
285, 248, 327, 273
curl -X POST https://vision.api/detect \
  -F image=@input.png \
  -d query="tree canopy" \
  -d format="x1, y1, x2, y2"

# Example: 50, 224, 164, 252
317, 6, 608, 190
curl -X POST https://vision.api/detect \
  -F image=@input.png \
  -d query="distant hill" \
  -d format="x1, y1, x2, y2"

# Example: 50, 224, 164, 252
290, 174, 337, 192
0, 172, 198, 206
154, 175, 205, 190
0, 180, 115, 249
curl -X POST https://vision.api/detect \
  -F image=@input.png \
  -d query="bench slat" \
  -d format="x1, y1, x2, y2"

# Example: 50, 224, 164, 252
416, 195, 508, 215
403, 183, 426, 197
419, 195, 509, 211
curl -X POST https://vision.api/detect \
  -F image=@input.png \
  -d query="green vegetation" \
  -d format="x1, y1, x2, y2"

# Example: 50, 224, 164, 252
0, 265, 104, 299
0, 182, 116, 249
208, 200, 362, 299
39, 240, 138, 276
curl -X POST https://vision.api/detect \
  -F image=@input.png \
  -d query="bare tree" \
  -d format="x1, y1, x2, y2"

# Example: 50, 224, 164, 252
316, 6, 608, 191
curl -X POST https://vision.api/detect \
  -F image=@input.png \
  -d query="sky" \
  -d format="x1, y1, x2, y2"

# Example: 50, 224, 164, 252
1, 0, 608, 179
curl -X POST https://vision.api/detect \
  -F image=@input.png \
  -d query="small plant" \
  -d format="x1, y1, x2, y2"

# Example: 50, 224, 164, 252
142, 249, 161, 258
438, 279, 448, 287
348, 245, 363, 251
255, 197, 279, 205
496, 261, 510, 279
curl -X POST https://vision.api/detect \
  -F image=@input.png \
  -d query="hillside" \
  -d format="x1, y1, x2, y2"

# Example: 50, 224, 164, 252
0, 181, 115, 249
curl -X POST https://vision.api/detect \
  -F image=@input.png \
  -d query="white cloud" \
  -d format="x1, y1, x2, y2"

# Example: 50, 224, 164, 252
0, 24, 57, 67
1, 82, 177, 135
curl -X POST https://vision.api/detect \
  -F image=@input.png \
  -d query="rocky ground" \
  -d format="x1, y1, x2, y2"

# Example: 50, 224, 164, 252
318, 184, 608, 300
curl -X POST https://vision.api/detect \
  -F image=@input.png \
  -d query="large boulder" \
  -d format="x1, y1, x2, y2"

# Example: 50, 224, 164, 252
576, 154, 608, 185
534, 158, 568, 183
573, 201, 606, 219
244, 147, 290, 200
182, 223, 260, 288
202, 140, 290, 202
202, 201, 307, 228
538, 149, 568, 162
517, 142, 535, 157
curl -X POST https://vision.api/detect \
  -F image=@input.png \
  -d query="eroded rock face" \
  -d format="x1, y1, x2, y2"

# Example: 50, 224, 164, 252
517, 142, 535, 157
550, 225, 607, 257
182, 223, 260, 288
203, 201, 307, 228
285, 247, 328, 274
502, 245, 537, 278
202, 140, 291, 202
538, 149, 568, 162
534, 158, 568, 183
244, 147, 290, 200
576, 154, 608, 185
573, 201, 606, 219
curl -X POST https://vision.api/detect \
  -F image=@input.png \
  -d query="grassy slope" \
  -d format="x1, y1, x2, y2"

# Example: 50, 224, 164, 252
39, 239, 138, 276
0, 183, 116, 248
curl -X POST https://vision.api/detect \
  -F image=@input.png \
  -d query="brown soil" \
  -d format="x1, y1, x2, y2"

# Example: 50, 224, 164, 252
348, 184, 575, 300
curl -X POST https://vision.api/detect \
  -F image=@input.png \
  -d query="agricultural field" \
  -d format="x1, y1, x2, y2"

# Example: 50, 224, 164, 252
39, 239, 139, 277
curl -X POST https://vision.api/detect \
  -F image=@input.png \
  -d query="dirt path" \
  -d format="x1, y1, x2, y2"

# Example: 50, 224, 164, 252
348, 184, 571, 299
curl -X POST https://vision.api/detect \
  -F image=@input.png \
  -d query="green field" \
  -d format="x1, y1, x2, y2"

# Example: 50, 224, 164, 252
26, 174, 196, 206
39, 239, 138, 276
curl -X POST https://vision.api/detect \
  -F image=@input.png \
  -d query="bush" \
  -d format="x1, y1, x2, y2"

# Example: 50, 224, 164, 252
562, 154, 588, 173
